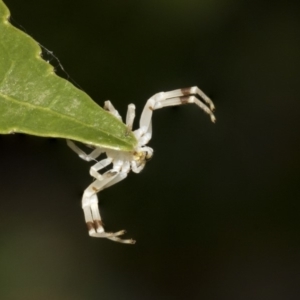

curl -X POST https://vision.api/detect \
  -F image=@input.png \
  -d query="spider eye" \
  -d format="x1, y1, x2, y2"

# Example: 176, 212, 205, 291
145, 151, 153, 161
132, 150, 151, 163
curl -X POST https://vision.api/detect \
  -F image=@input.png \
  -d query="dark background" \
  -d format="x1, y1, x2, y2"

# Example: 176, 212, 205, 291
1, 0, 300, 299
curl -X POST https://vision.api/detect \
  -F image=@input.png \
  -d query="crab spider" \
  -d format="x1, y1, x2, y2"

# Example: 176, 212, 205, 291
67, 86, 215, 244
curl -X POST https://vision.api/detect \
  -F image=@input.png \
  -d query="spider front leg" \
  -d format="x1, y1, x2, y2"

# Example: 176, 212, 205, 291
82, 166, 135, 244
137, 86, 216, 137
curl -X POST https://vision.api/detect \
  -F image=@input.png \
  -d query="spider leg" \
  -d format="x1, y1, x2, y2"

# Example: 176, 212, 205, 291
135, 120, 152, 146
82, 166, 135, 244
104, 100, 122, 121
125, 103, 136, 131
97, 160, 130, 191
89, 157, 113, 181
102, 171, 128, 189
138, 86, 216, 136
66, 140, 103, 162
83, 193, 113, 238
155, 95, 216, 123
163, 86, 215, 111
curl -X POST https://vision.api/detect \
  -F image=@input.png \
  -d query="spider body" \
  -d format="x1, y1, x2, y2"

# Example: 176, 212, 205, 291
67, 86, 215, 244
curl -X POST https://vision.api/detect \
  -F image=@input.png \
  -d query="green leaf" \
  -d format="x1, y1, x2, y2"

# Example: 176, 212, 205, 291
0, 0, 137, 151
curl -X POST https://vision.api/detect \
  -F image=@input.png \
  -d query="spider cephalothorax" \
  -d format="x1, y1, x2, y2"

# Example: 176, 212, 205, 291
67, 86, 215, 244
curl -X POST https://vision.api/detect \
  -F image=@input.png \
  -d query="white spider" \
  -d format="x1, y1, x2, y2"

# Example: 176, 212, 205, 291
67, 86, 215, 244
